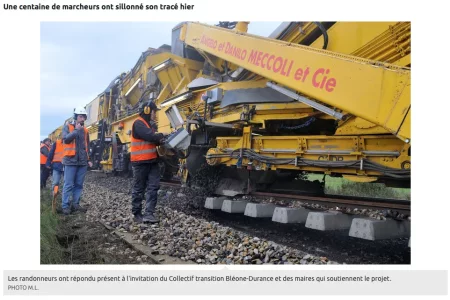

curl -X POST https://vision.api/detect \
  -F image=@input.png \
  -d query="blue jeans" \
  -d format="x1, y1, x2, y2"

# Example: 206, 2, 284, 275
62, 165, 87, 210
51, 169, 64, 194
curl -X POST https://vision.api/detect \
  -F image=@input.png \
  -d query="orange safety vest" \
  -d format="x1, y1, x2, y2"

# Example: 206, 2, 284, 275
63, 124, 89, 158
130, 117, 157, 162
40, 144, 50, 164
52, 139, 64, 163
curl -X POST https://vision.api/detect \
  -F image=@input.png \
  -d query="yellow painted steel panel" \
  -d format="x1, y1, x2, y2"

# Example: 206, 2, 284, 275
183, 22, 411, 141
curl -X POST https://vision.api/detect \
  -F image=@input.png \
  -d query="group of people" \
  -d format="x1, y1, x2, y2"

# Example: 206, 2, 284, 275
40, 107, 93, 215
40, 100, 165, 224
40, 135, 64, 194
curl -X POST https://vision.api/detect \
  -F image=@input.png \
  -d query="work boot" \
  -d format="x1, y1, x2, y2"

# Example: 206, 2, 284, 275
143, 214, 159, 223
57, 208, 71, 215
72, 205, 88, 213
133, 214, 144, 223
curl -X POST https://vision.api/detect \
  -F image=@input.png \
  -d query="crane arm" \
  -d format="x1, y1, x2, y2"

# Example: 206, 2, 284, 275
180, 22, 411, 142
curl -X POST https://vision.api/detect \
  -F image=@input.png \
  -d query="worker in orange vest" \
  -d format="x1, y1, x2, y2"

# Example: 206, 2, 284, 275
40, 138, 51, 189
61, 107, 93, 215
46, 133, 64, 194
130, 99, 166, 223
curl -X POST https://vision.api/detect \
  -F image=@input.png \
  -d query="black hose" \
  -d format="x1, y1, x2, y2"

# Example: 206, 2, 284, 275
208, 149, 410, 179
134, 87, 153, 111
175, 147, 191, 159
313, 22, 329, 50
223, 61, 236, 81
217, 22, 238, 29
160, 156, 181, 169
103, 74, 123, 93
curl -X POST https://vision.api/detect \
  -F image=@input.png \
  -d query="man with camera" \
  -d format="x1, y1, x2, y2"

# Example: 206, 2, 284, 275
61, 107, 93, 215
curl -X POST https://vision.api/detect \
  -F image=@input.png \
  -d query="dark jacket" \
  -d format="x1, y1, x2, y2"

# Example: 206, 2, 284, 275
131, 118, 164, 165
45, 142, 64, 172
62, 122, 90, 166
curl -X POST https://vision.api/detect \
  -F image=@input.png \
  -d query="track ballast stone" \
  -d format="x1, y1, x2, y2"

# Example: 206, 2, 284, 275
83, 172, 410, 264
83, 181, 336, 265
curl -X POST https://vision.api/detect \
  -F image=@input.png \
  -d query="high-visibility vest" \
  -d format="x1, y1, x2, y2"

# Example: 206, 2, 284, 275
40, 144, 50, 164
130, 117, 157, 162
53, 139, 64, 163
63, 124, 89, 158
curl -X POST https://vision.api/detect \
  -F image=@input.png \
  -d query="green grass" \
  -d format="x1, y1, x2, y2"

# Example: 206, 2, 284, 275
307, 174, 410, 200
40, 190, 65, 264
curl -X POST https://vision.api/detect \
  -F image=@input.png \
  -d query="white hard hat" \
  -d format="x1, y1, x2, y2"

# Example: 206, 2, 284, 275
74, 106, 87, 115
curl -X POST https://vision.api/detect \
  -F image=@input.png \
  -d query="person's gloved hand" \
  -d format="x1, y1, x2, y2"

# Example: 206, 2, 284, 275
156, 133, 165, 145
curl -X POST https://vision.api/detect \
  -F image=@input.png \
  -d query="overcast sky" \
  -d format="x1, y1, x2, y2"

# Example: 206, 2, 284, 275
40, 22, 281, 140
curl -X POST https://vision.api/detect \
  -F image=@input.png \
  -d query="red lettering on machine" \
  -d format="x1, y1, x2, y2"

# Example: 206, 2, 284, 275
312, 68, 337, 92
200, 35, 217, 49
224, 42, 247, 60
247, 50, 294, 77
295, 67, 337, 92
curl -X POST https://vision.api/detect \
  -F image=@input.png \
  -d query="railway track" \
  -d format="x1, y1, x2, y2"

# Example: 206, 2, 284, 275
160, 180, 410, 213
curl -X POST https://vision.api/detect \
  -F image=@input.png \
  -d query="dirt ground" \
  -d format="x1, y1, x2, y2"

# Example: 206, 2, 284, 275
56, 211, 150, 264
